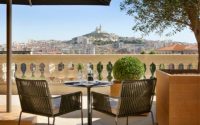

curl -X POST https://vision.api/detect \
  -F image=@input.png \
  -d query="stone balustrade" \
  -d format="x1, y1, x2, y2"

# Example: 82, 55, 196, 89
0, 54, 198, 84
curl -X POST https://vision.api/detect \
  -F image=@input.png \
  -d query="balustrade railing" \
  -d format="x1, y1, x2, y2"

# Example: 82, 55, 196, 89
0, 54, 198, 84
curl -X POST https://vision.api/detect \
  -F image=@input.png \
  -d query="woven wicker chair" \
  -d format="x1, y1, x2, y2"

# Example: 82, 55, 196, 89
91, 78, 157, 125
15, 78, 83, 125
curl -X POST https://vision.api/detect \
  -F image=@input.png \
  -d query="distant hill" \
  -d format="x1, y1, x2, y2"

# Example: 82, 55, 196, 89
119, 37, 145, 44
84, 32, 113, 39
68, 25, 120, 44
66, 25, 193, 47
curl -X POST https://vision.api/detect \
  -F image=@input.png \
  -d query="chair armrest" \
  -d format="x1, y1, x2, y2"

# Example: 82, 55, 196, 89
61, 91, 82, 98
91, 91, 113, 114
91, 91, 110, 102
109, 96, 120, 99
92, 91, 109, 97
91, 92, 120, 100
51, 95, 61, 99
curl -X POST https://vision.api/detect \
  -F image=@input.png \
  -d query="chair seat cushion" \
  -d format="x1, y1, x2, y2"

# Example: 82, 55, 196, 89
52, 96, 61, 114
109, 98, 119, 114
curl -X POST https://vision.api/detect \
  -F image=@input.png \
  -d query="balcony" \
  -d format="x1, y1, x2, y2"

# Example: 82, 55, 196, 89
0, 54, 197, 94
0, 54, 198, 125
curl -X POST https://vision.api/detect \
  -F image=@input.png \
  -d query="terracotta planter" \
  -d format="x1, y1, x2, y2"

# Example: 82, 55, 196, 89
156, 69, 200, 125
110, 80, 121, 97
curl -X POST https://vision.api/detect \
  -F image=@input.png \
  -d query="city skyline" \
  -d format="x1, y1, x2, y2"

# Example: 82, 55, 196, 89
0, 0, 197, 44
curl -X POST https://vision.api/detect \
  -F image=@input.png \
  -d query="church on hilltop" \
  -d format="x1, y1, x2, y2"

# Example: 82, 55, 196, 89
70, 25, 119, 44
94, 25, 102, 33
88, 25, 119, 42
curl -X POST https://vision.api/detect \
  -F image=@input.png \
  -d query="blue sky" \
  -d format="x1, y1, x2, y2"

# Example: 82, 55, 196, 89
0, 0, 197, 44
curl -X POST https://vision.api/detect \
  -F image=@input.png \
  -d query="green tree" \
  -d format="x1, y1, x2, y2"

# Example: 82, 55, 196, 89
149, 51, 156, 54
121, 0, 200, 70
140, 51, 146, 54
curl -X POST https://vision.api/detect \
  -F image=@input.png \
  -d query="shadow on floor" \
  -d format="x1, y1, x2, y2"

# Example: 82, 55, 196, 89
36, 102, 156, 125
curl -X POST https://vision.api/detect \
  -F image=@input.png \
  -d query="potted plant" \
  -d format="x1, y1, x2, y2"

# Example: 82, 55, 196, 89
143, 63, 147, 79
159, 63, 165, 70
87, 63, 94, 81
97, 61, 103, 80
156, 69, 200, 125
68, 62, 74, 70
150, 62, 156, 79
67, 62, 75, 80
77, 63, 84, 72
77, 63, 84, 80
111, 56, 144, 97
21, 63, 27, 78
106, 61, 113, 81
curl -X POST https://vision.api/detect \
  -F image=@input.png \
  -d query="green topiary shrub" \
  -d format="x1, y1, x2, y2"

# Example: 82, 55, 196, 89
106, 61, 113, 81
77, 63, 84, 72
113, 56, 144, 81
97, 61, 103, 80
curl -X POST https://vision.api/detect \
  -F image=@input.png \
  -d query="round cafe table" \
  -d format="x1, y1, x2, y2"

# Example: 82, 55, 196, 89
64, 80, 112, 125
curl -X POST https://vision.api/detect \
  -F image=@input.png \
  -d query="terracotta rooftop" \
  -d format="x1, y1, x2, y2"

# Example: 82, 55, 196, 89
185, 45, 198, 50
157, 44, 197, 51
